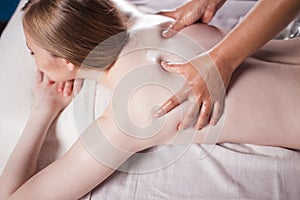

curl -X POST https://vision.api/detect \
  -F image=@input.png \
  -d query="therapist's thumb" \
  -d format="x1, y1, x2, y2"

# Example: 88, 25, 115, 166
202, 8, 215, 24
161, 61, 187, 74
160, 10, 185, 38
160, 10, 177, 19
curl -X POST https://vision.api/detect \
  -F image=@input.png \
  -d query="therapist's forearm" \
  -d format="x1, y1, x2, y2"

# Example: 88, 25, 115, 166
0, 108, 56, 198
211, 0, 300, 71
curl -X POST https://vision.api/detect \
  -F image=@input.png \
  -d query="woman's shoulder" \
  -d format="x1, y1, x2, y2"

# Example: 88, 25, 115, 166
109, 14, 228, 85
129, 13, 227, 50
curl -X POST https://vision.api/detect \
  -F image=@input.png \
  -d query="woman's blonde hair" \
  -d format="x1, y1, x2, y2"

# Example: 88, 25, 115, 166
22, 0, 128, 68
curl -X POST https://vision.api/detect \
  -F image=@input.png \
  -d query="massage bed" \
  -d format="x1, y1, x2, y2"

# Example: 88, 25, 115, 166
1, 0, 300, 199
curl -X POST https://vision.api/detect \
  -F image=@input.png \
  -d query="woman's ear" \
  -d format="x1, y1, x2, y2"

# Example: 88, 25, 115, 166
59, 58, 76, 71
66, 61, 76, 72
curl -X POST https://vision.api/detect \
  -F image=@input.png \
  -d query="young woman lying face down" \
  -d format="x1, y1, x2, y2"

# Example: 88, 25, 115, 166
1, 0, 300, 199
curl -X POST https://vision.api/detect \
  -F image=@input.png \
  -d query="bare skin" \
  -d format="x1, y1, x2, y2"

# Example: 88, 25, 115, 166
158, 0, 300, 130
1, 19, 300, 200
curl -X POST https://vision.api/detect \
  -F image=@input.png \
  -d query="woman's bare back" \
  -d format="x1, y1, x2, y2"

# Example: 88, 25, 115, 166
101, 19, 300, 150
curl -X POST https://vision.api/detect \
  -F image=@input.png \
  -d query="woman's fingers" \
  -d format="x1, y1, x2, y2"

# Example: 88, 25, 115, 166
63, 81, 73, 97
195, 101, 212, 130
73, 79, 83, 96
57, 82, 65, 93
55, 79, 83, 97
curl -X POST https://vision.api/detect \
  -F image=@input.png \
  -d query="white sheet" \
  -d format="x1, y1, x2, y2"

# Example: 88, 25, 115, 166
1, 1, 300, 199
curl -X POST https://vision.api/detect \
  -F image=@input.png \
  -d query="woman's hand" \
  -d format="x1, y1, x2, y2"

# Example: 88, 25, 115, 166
154, 52, 233, 130
160, 0, 226, 38
33, 69, 72, 116
57, 79, 83, 97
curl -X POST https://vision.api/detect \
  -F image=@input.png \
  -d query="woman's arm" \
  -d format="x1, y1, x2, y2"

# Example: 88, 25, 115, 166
0, 69, 147, 200
0, 65, 185, 199
0, 108, 57, 198
0, 70, 75, 199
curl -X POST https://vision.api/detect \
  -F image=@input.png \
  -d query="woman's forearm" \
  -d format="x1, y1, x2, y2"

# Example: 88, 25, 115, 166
211, 0, 300, 71
0, 108, 56, 198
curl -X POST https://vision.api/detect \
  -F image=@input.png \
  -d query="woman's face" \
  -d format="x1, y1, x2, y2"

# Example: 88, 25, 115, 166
24, 31, 78, 82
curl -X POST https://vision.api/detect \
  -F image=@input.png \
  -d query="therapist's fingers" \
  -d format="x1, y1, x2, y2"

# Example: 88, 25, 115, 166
178, 98, 200, 130
195, 101, 212, 130
202, 0, 227, 23
153, 94, 180, 118
159, 10, 181, 38
161, 61, 189, 75
160, 0, 208, 38
159, 10, 177, 20
202, 7, 215, 24
153, 84, 190, 118
209, 101, 224, 125
162, 20, 185, 38
161, 61, 196, 86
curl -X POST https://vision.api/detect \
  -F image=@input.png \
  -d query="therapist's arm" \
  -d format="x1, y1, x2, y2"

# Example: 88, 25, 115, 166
211, 0, 300, 71
157, 0, 300, 130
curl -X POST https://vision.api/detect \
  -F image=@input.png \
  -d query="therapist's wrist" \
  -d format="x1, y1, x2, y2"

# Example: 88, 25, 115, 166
209, 46, 241, 74
207, 48, 237, 89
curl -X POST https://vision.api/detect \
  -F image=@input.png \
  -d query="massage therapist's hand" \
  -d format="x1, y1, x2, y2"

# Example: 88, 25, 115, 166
33, 69, 72, 116
160, 0, 226, 38
155, 52, 233, 130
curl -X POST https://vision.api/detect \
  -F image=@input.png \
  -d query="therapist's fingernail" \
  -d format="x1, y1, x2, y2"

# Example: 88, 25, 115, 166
162, 30, 169, 37
178, 124, 187, 131
153, 108, 163, 118
210, 121, 216, 126
161, 61, 168, 68
161, 62, 174, 72
178, 124, 183, 131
